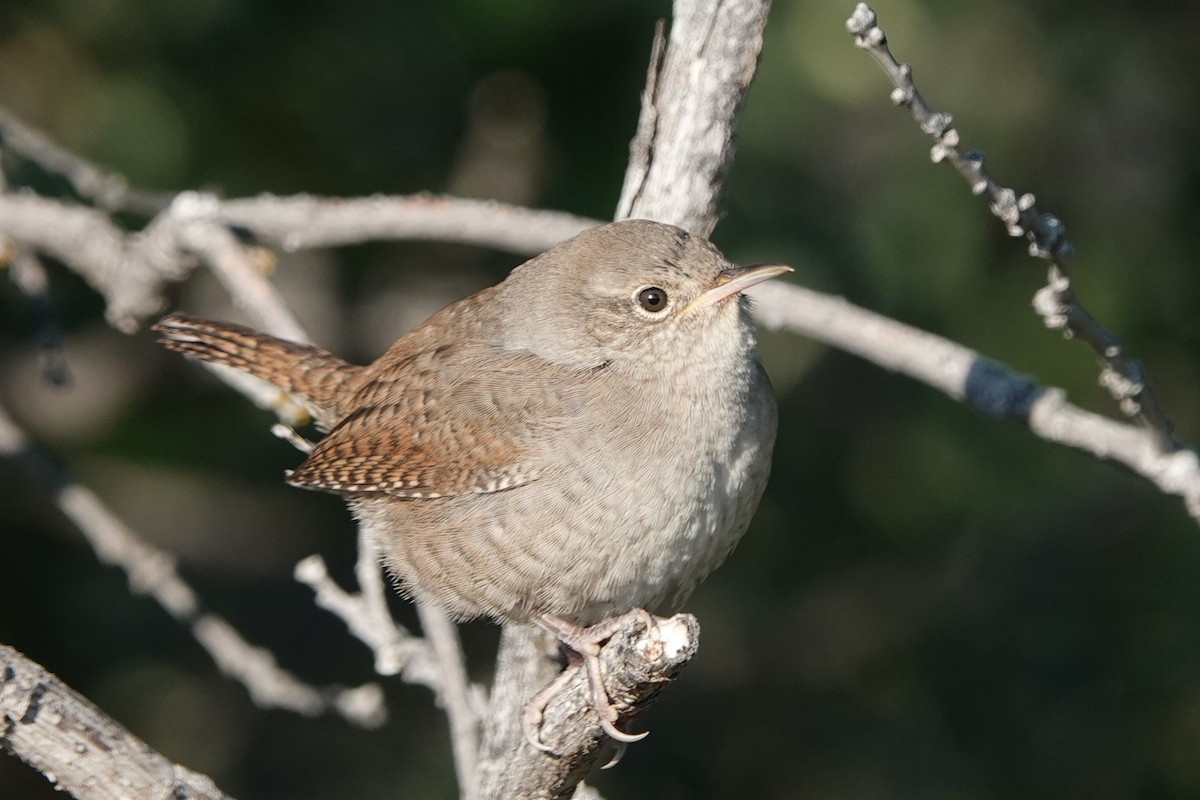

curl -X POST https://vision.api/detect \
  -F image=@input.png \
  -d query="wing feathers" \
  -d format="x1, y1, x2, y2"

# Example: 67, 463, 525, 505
287, 350, 577, 499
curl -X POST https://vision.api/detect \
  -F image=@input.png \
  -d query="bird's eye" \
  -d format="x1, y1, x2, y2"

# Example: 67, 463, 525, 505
636, 286, 669, 313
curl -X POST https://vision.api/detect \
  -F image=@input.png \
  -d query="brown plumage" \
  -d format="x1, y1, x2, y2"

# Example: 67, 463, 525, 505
155, 316, 362, 429
154, 219, 788, 746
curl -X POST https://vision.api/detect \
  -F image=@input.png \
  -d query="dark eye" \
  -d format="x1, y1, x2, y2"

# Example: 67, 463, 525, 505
637, 286, 668, 313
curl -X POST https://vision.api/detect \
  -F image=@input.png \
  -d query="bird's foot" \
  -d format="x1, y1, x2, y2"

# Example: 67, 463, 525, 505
521, 654, 581, 753
522, 609, 659, 752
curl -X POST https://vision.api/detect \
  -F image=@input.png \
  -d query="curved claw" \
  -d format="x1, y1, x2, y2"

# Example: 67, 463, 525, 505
600, 740, 629, 770
532, 610, 664, 753
598, 715, 649, 744
521, 705, 556, 753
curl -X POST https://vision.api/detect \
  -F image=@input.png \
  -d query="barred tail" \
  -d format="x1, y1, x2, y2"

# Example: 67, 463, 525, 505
153, 313, 363, 427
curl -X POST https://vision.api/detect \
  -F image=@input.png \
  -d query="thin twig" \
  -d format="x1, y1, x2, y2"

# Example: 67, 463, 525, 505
352, 530, 408, 671
417, 602, 483, 800
615, 19, 667, 223
296, 535, 484, 798
169, 192, 311, 343
294, 552, 440, 687
0, 400, 386, 727
845, 2, 1177, 451
0, 105, 170, 215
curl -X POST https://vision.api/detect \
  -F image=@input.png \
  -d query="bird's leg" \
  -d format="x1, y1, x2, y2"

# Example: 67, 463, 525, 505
522, 609, 659, 751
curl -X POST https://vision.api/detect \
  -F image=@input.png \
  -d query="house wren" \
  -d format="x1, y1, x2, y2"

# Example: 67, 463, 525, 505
154, 219, 788, 746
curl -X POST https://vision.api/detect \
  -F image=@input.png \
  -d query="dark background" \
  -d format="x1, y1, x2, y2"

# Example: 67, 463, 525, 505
4, 1, 1200, 798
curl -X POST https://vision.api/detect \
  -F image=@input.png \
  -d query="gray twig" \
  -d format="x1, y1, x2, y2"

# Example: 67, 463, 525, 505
615, 19, 667, 225
295, 536, 485, 800
293, 552, 438, 686
0, 191, 602, 333
845, 2, 1178, 452
0, 106, 170, 215
418, 602, 484, 800
0, 401, 386, 728
169, 192, 311, 343
0, 193, 191, 331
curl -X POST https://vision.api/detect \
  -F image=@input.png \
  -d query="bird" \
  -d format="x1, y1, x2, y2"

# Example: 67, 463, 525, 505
153, 218, 788, 748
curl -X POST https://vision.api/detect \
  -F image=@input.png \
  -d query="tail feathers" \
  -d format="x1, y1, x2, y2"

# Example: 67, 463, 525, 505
153, 313, 363, 427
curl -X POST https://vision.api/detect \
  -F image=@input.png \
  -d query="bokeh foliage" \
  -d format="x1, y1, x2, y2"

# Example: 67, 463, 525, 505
3, 1, 1200, 798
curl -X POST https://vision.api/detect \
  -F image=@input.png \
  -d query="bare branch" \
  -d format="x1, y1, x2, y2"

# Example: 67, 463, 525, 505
616, 0, 772, 236
0, 189, 601, 334
1, 644, 235, 800
0, 401, 386, 728
295, 537, 488, 798
0, 106, 170, 215
845, 2, 1178, 450
616, 18, 667, 225
293, 552, 439, 686
170, 192, 312, 343
749, 281, 1200, 521
298, 517, 485, 795
217, 193, 599, 255
417, 603, 483, 800
0, 193, 189, 331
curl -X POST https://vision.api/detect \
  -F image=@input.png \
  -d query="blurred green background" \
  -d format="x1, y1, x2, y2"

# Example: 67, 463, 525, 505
3, 1, 1200, 798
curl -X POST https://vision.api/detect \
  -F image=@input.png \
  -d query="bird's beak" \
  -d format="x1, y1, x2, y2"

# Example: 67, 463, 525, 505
682, 263, 793, 314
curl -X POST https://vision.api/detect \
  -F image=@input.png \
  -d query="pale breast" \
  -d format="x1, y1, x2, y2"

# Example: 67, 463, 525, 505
354, 355, 777, 627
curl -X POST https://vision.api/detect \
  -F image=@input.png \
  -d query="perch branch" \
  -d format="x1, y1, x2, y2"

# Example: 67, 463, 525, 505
477, 0, 772, 795
476, 615, 699, 800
